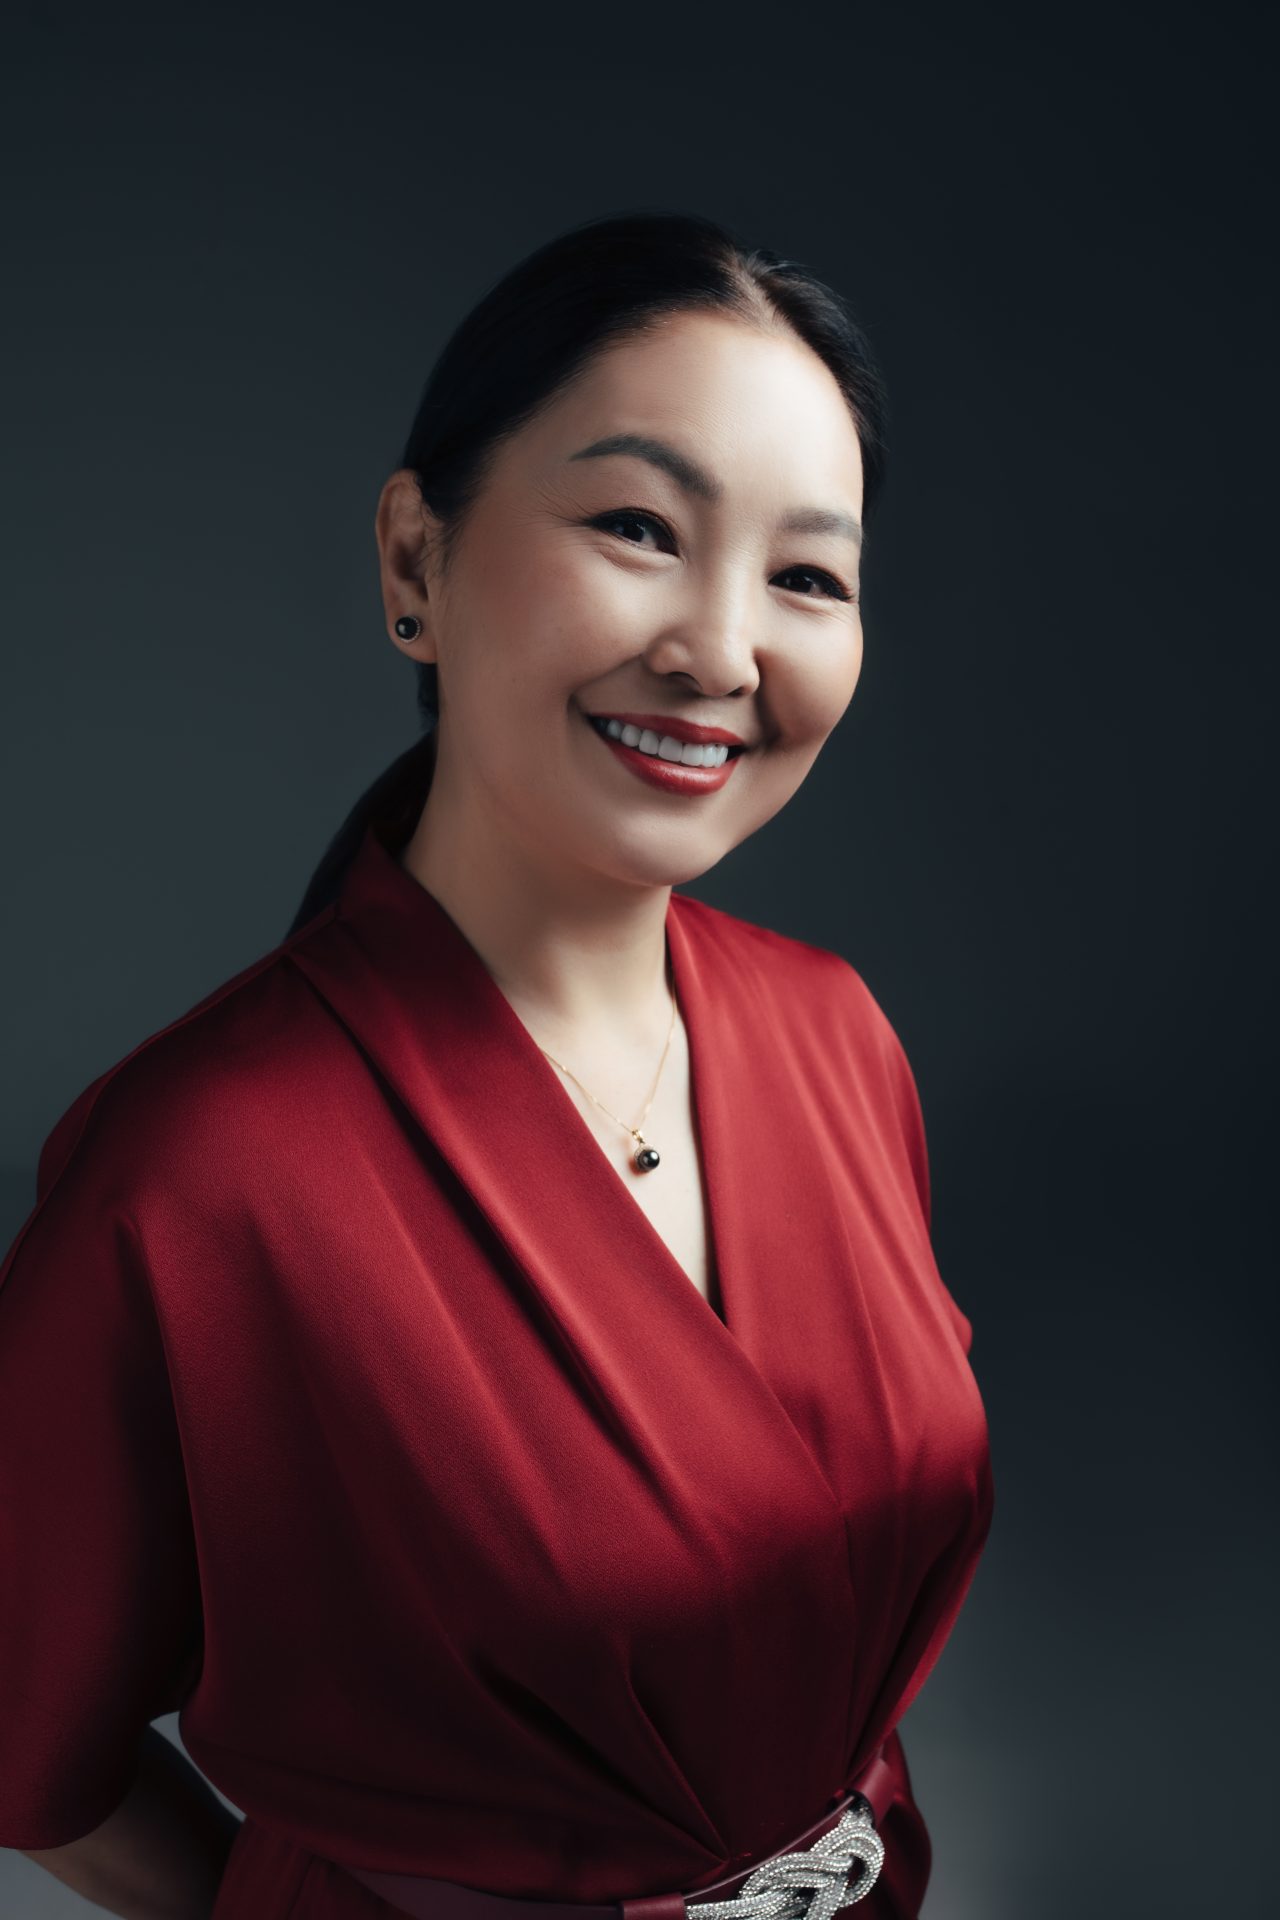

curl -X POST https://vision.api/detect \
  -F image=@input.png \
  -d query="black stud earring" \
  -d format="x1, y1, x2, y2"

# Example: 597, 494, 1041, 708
394, 615, 422, 641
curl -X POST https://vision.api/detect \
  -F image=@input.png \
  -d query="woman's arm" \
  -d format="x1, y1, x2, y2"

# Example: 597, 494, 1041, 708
13, 1726, 241, 1920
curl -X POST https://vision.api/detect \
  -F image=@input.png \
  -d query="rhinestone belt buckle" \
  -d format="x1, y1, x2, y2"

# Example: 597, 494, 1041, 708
684, 1796, 885, 1920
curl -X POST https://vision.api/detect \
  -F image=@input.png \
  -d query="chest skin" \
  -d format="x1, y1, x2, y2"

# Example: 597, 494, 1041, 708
537, 1009, 720, 1316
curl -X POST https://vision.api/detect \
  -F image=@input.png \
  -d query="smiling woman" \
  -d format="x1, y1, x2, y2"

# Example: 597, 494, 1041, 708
0, 211, 992, 1920
287, 212, 889, 933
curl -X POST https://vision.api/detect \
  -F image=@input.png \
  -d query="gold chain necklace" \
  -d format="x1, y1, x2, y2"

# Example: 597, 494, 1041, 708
535, 975, 678, 1174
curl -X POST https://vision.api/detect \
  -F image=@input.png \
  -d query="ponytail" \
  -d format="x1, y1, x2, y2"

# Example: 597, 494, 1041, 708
285, 725, 436, 939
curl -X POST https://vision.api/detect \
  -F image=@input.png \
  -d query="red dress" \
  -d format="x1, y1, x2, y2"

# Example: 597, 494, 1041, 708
0, 816, 993, 1918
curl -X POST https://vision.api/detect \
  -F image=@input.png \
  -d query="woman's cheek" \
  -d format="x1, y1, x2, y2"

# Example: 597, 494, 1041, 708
772, 660, 858, 752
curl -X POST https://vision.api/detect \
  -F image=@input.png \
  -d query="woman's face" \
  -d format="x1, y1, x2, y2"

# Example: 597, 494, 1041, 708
378, 309, 866, 893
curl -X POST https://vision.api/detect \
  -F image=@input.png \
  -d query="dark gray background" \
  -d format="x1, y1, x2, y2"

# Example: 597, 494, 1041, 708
2, 3, 1274, 1915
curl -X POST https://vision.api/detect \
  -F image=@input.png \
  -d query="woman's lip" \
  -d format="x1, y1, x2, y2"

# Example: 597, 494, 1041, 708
582, 710, 743, 794
586, 711, 747, 748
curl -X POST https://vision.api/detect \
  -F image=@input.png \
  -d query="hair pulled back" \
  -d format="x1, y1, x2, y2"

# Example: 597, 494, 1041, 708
286, 209, 890, 937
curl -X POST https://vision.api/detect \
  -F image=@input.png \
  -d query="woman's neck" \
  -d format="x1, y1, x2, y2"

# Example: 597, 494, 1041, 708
396, 796, 676, 1055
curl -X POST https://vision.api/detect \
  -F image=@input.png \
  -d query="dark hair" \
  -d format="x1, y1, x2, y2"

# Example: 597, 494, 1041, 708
285, 209, 890, 937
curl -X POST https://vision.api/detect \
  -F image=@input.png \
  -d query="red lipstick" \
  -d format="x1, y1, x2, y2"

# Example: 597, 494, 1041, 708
581, 710, 746, 797
586, 711, 747, 748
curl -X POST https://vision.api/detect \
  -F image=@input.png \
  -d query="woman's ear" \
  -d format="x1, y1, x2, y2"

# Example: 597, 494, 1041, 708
375, 469, 443, 660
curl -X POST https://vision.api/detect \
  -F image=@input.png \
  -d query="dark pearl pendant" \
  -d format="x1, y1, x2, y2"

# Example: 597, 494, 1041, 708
634, 1145, 661, 1172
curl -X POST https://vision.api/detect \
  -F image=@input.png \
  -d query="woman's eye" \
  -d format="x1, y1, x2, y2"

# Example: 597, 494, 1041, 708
776, 566, 858, 604
590, 509, 668, 548
588, 511, 857, 604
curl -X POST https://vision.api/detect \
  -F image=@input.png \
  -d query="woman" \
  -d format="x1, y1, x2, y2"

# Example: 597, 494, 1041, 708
0, 212, 993, 1920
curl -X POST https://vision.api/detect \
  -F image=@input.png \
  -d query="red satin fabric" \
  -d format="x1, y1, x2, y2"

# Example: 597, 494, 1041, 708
0, 815, 993, 1918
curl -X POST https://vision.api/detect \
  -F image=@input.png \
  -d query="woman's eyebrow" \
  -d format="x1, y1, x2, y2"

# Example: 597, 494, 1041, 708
567, 433, 863, 550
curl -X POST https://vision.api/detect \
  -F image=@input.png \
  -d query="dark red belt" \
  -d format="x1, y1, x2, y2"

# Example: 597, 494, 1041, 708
334, 1744, 897, 1920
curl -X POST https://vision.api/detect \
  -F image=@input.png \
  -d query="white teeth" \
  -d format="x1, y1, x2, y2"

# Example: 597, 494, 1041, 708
599, 718, 730, 768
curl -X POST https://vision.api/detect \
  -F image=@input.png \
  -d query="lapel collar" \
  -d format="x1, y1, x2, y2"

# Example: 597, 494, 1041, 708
291, 820, 726, 1327
287, 818, 870, 1488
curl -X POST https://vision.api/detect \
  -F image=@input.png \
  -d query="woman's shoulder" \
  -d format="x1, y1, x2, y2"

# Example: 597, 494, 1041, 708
672, 891, 934, 1226
30, 905, 348, 1213
671, 888, 902, 1049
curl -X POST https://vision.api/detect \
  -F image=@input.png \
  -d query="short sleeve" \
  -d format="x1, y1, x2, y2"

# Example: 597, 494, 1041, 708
879, 1012, 934, 1234
0, 1078, 203, 1849
833, 955, 976, 1361
880, 1016, 975, 1359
